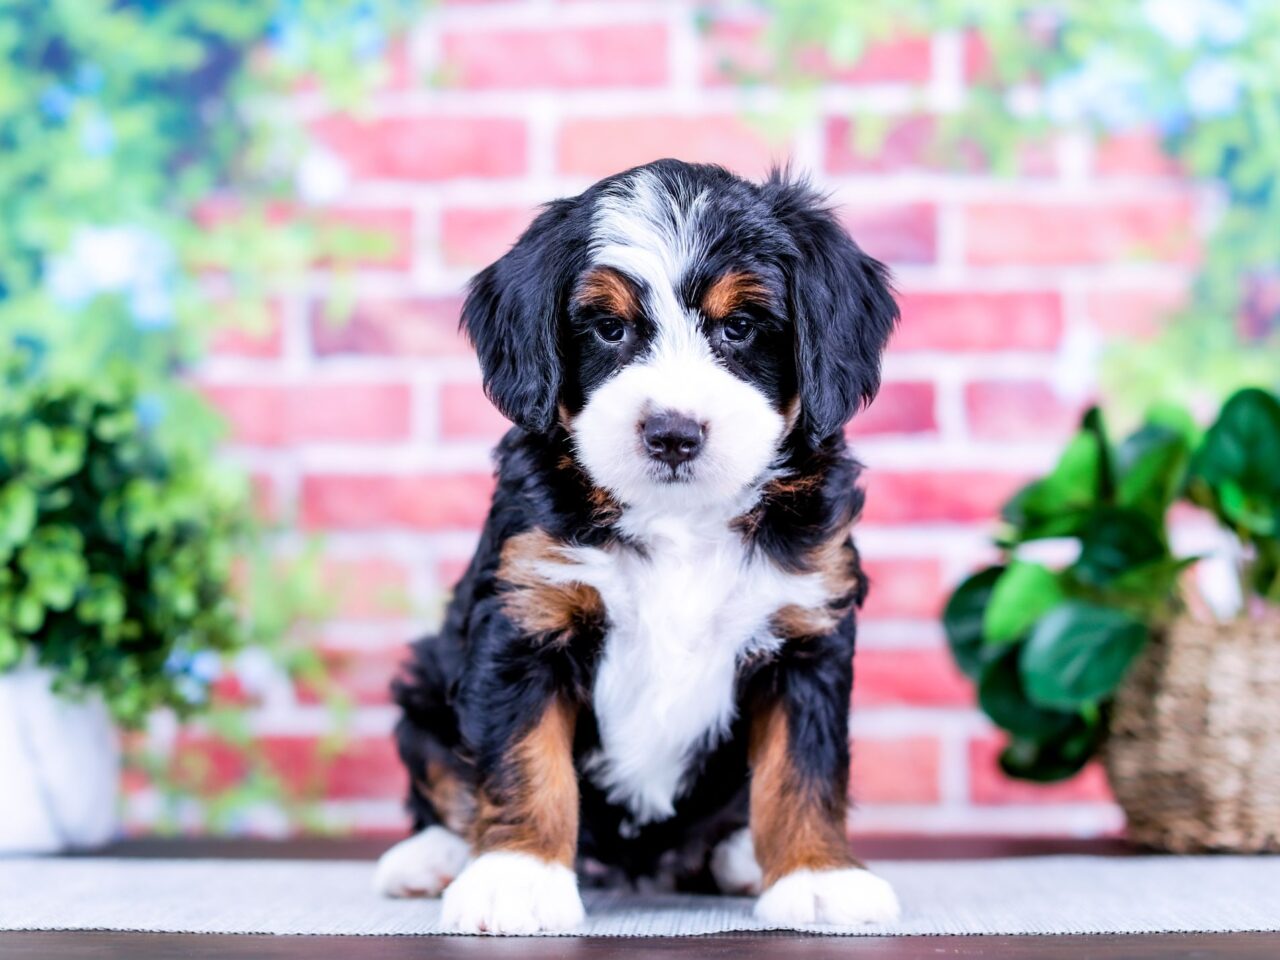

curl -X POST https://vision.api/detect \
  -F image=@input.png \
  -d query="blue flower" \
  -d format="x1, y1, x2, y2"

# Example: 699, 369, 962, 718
38, 85, 74, 121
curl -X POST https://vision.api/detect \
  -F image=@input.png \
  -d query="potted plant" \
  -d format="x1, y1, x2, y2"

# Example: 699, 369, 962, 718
0, 346, 247, 853
944, 388, 1280, 851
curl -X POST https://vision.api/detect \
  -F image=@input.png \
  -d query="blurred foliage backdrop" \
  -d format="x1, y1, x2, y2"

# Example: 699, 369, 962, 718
759, 0, 1280, 416
1, 0, 415, 833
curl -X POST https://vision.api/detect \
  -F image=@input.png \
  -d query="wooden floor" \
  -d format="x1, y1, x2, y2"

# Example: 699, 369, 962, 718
5, 836, 1275, 959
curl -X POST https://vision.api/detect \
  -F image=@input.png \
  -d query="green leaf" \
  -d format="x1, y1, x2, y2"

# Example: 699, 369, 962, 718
1188, 387, 1280, 536
1115, 423, 1190, 523
943, 566, 1004, 680
1073, 507, 1167, 586
1020, 602, 1148, 710
999, 715, 1102, 783
982, 561, 1065, 646
0, 482, 38, 555
1001, 409, 1112, 543
978, 647, 1078, 740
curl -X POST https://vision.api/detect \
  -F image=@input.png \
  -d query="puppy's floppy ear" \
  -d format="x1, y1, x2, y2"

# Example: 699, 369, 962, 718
461, 198, 582, 434
763, 172, 899, 443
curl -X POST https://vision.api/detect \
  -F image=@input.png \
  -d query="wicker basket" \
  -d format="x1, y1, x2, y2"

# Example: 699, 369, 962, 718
1104, 614, 1280, 852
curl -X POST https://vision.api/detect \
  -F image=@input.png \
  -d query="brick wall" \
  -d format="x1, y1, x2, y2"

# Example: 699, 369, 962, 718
158, 0, 1206, 838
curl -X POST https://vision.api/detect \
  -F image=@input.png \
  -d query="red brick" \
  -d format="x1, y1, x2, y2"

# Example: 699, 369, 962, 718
854, 649, 975, 707
862, 470, 1029, 524
314, 208, 414, 269
557, 116, 786, 178
435, 555, 473, 594
702, 19, 931, 86
440, 207, 534, 269
1084, 283, 1188, 341
859, 557, 946, 620
842, 203, 936, 265
848, 381, 936, 436
969, 735, 1114, 805
965, 380, 1084, 441
826, 116, 945, 174
850, 736, 940, 805
311, 115, 526, 180
965, 199, 1198, 266
201, 382, 413, 446
322, 557, 412, 619
301, 473, 495, 531
440, 381, 510, 441
311, 297, 469, 358
442, 24, 668, 89
827, 116, 1051, 176
194, 202, 413, 270
175, 736, 405, 800
894, 291, 1064, 352
209, 303, 284, 358
1094, 130, 1180, 177
304, 644, 404, 705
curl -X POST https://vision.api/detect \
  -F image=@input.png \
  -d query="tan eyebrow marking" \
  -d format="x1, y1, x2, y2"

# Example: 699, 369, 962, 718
701, 271, 771, 321
573, 267, 641, 321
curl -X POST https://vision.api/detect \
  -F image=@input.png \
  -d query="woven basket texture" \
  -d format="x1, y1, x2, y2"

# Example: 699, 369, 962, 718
1105, 615, 1280, 852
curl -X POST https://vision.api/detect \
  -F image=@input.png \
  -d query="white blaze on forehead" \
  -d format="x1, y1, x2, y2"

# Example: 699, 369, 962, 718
591, 167, 708, 338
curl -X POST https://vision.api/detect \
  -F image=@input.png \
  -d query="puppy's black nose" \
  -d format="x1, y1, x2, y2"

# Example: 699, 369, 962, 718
642, 412, 704, 467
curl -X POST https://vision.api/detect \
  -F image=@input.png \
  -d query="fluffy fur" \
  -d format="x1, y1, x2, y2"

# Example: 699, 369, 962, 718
383, 160, 900, 932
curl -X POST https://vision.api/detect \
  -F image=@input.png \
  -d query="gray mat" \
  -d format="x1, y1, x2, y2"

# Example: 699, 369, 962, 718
1, 856, 1278, 937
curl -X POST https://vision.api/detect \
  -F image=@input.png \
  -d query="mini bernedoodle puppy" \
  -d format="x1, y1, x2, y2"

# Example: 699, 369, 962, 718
375, 159, 902, 933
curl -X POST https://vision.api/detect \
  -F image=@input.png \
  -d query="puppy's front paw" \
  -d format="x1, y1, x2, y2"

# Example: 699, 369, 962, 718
755, 867, 900, 927
441, 851, 585, 934
374, 826, 471, 898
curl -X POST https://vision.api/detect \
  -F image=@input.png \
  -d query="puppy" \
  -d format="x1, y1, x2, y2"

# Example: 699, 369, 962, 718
376, 160, 900, 933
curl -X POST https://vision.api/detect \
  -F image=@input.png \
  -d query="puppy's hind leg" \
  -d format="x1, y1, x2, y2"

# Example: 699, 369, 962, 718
375, 826, 471, 898
377, 636, 475, 898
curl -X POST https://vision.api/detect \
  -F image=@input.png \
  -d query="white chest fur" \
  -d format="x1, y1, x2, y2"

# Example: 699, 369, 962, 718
545, 510, 829, 824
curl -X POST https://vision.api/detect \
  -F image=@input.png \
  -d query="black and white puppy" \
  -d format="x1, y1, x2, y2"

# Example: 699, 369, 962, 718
376, 159, 900, 933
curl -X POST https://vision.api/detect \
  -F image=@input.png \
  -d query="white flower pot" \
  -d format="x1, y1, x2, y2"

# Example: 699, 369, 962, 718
0, 664, 120, 854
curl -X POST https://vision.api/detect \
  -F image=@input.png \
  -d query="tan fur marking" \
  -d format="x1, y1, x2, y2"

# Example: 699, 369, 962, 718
472, 697, 579, 866
702, 271, 771, 320
771, 534, 863, 639
749, 701, 859, 887
417, 761, 476, 836
574, 267, 639, 320
498, 529, 604, 642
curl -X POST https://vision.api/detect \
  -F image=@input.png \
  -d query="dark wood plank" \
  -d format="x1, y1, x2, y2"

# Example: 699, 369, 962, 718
2, 931, 1279, 960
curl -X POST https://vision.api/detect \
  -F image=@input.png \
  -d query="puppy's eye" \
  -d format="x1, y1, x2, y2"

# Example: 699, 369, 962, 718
721, 317, 754, 343
595, 318, 628, 344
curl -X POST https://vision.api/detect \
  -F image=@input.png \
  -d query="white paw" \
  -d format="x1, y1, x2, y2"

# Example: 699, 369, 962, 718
441, 850, 585, 935
374, 826, 471, 898
755, 867, 900, 927
710, 828, 762, 895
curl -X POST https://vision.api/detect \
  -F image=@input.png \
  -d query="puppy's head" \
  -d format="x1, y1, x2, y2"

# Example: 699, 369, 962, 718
462, 160, 898, 511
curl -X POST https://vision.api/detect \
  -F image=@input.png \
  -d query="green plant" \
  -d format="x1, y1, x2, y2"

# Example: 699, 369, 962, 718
0, 344, 245, 726
945, 388, 1280, 782
944, 408, 1195, 781
1186, 388, 1280, 605
752, 0, 1280, 412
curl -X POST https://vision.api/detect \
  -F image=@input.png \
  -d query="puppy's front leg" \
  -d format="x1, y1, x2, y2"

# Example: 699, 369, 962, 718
749, 642, 900, 926
441, 695, 585, 934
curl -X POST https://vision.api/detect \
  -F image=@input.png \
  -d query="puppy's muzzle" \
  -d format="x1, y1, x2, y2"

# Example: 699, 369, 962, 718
641, 411, 705, 468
